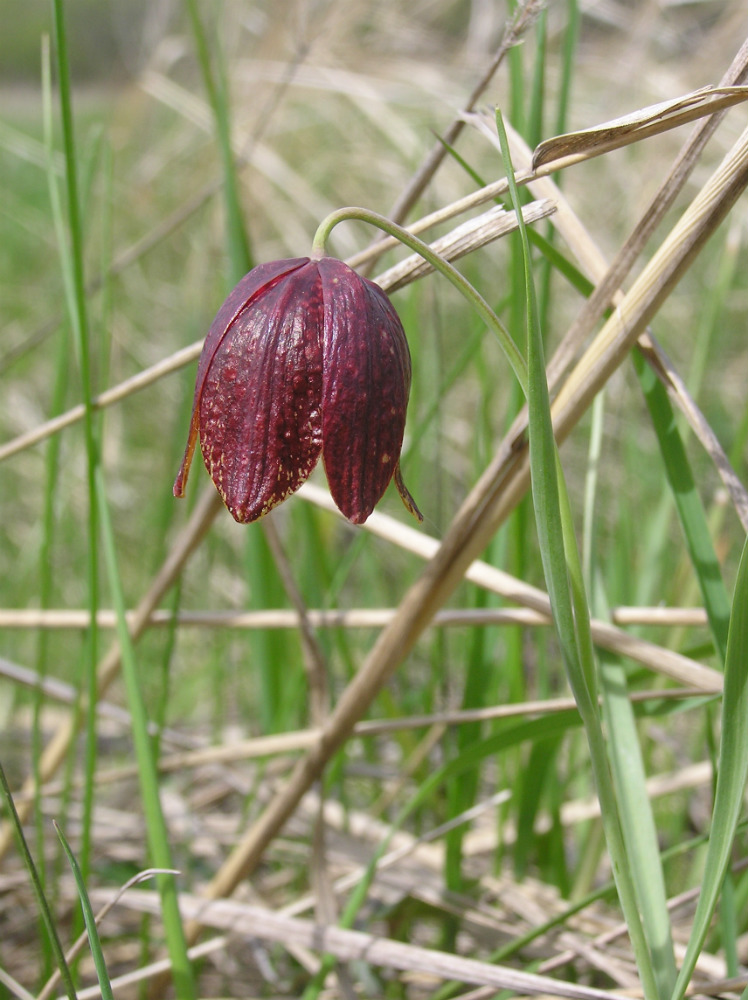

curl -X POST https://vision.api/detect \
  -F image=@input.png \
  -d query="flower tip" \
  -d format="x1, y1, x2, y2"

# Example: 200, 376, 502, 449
173, 412, 199, 500
173, 462, 187, 498
173, 464, 189, 498
394, 463, 423, 523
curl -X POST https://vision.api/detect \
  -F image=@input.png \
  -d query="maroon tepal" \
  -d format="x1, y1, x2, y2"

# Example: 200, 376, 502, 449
173, 256, 420, 525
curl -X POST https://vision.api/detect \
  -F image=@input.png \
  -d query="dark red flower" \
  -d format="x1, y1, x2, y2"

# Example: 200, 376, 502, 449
173, 256, 420, 525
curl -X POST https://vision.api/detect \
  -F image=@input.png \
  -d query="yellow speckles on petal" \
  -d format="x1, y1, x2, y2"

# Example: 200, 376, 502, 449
381, 453, 391, 464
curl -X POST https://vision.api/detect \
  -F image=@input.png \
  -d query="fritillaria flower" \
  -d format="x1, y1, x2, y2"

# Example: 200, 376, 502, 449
173, 256, 420, 525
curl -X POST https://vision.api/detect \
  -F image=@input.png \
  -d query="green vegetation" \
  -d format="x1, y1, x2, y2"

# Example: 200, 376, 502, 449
1, 2, 748, 997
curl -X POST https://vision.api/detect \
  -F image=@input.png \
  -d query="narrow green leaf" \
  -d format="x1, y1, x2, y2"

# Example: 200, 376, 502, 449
601, 656, 678, 997
719, 870, 739, 977
526, 7, 547, 150
0, 763, 77, 1000
55, 822, 114, 1000
513, 737, 561, 879
496, 108, 660, 1000
672, 533, 748, 1000
95, 466, 197, 998
50, 0, 100, 891
633, 347, 731, 661
36, 34, 74, 980
49, 5, 196, 993
585, 391, 677, 998
185, 0, 252, 281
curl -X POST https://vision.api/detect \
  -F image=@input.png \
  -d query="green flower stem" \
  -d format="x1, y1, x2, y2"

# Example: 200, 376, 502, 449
312, 208, 528, 396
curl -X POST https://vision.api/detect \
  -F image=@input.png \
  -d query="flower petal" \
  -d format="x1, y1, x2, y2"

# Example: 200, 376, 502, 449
173, 258, 309, 500
197, 260, 325, 522
319, 259, 412, 524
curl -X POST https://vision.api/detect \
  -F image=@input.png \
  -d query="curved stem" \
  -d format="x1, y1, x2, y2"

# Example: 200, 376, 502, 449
312, 207, 528, 396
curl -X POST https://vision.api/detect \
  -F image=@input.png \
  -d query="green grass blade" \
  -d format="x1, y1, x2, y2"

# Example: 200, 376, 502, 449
672, 533, 748, 1000
585, 391, 677, 996
445, 619, 491, 894
528, 227, 595, 297
719, 869, 739, 977
526, 7, 547, 150
54, 822, 114, 1000
185, 0, 252, 281
50, 0, 100, 890
513, 735, 562, 879
555, 0, 580, 137
244, 528, 301, 733
36, 34, 74, 980
0, 763, 77, 1000
633, 339, 738, 980
95, 466, 197, 998
633, 347, 731, 661
49, 7, 195, 992
496, 108, 660, 1000
600, 654, 678, 997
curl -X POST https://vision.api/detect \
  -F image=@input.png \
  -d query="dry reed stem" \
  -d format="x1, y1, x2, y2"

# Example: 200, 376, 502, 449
0, 604, 711, 631
7, 688, 701, 805
93, 888, 632, 1000
531, 86, 748, 169
636, 330, 748, 530
187, 103, 748, 921
299, 483, 721, 691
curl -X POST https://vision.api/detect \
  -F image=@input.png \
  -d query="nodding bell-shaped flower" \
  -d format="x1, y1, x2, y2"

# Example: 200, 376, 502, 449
173, 256, 421, 525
